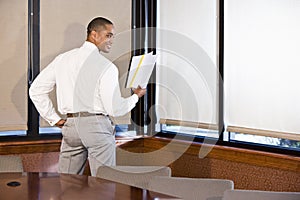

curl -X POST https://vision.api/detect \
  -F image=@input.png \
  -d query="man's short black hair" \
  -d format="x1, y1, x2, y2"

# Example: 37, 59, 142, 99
87, 17, 113, 36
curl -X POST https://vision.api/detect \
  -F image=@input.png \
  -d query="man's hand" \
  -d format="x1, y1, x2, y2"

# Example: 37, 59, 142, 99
55, 119, 66, 128
132, 85, 146, 98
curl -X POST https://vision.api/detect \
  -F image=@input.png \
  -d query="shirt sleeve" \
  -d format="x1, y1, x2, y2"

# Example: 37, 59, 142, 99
29, 58, 61, 126
99, 65, 139, 117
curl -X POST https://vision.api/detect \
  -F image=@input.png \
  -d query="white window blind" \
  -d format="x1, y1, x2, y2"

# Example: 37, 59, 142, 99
0, 0, 28, 131
40, 0, 132, 126
157, 0, 219, 129
224, 0, 300, 141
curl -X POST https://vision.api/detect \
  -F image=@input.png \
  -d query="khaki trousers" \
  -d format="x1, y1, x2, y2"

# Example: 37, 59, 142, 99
58, 115, 116, 176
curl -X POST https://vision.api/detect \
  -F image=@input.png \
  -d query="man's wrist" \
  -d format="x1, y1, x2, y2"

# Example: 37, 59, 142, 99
132, 94, 139, 101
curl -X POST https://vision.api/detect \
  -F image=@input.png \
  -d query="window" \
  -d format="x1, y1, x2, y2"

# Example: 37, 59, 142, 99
156, 0, 300, 153
2, 1, 300, 153
224, 0, 300, 151
39, 0, 133, 135
0, 0, 28, 137
1, 0, 133, 138
156, 0, 220, 140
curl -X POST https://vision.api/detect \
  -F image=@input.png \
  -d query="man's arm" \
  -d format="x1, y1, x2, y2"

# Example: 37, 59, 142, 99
29, 60, 62, 126
99, 66, 146, 117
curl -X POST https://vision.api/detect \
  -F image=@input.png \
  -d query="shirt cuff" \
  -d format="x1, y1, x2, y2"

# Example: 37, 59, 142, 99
132, 94, 139, 103
48, 114, 62, 126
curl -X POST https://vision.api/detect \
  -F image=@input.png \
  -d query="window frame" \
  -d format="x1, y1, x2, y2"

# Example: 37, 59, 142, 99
154, 0, 300, 156
2, 0, 300, 157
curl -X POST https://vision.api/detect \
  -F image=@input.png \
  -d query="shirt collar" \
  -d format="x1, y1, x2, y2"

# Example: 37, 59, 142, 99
83, 41, 98, 51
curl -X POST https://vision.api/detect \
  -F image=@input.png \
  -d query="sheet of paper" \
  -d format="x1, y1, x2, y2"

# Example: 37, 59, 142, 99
126, 51, 157, 88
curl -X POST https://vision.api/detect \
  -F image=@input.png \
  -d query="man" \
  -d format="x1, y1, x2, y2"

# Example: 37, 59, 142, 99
29, 17, 146, 176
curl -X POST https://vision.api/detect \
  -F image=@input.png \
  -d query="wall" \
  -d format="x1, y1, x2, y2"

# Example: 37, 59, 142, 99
1, 137, 299, 191
117, 137, 300, 192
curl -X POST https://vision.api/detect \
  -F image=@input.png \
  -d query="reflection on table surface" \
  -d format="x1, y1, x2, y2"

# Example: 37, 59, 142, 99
0, 172, 180, 200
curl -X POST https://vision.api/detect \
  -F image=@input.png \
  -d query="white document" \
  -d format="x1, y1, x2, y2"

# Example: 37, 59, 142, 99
126, 52, 157, 88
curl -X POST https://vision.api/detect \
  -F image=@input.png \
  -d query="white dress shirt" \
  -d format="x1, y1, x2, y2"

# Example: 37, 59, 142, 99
29, 41, 138, 126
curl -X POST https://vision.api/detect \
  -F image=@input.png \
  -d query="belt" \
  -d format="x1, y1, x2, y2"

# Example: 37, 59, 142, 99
66, 112, 106, 118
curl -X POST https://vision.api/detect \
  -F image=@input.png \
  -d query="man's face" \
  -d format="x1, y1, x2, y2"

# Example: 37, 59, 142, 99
93, 24, 115, 53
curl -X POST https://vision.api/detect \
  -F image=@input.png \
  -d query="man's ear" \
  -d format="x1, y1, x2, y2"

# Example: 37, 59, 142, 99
90, 30, 98, 40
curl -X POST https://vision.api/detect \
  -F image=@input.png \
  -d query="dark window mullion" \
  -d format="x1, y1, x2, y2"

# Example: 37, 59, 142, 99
131, 0, 157, 135
131, 0, 146, 134
218, 0, 225, 141
145, 0, 157, 135
27, 0, 40, 137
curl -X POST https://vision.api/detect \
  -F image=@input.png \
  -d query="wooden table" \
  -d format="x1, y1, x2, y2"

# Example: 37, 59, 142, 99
0, 172, 180, 200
